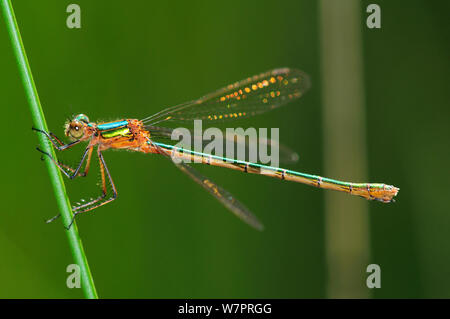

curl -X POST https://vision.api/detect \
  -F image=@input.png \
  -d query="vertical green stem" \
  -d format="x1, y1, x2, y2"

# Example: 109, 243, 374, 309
319, 0, 371, 298
1, 0, 98, 298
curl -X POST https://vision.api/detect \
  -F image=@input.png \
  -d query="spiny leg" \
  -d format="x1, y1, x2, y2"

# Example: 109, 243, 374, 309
33, 127, 92, 178
36, 146, 92, 179
66, 149, 117, 229
45, 146, 94, 179
58, 147, 94, 177
70, 150, 108, 212
82, 147, 94, 176
33, 128, 99, 225
41, 147, 94, 224
32, 127, 81, 151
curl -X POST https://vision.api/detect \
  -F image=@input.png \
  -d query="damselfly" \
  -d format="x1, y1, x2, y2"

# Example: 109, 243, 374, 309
34, 68, 399, 230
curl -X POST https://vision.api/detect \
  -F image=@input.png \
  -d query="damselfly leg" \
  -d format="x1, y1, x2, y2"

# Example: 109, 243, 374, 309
33, 128, 91, 178
34, 128, 117, 228
32, 127, 82, 151
36, 146, 92, 179
65, 149, 117, 229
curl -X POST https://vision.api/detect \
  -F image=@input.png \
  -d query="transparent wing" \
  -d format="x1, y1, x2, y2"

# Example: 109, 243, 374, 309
146, 125, 299, 164
141, 68, 310, 125
151, 141, 264, 230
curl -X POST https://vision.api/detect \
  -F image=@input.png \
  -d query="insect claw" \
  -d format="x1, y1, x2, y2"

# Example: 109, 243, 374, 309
35, 147, 48, 156
65, 215, 77, 230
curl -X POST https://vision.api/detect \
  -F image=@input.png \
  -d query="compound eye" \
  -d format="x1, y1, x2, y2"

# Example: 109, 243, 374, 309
75, 114, 90, 123
70, 123, 84, 138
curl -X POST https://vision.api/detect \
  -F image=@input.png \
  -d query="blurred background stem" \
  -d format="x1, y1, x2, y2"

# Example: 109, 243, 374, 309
319, 0, 370, 298
1, 0, 98, 299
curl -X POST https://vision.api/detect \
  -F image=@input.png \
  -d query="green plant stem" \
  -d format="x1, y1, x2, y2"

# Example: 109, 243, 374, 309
1, 0, 98, 299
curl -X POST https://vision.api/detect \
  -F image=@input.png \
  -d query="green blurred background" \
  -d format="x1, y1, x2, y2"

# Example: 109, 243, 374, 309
0, 0, 448, 298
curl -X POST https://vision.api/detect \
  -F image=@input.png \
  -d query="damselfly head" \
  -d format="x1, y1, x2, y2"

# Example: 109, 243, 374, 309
64, 113, 90, 140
